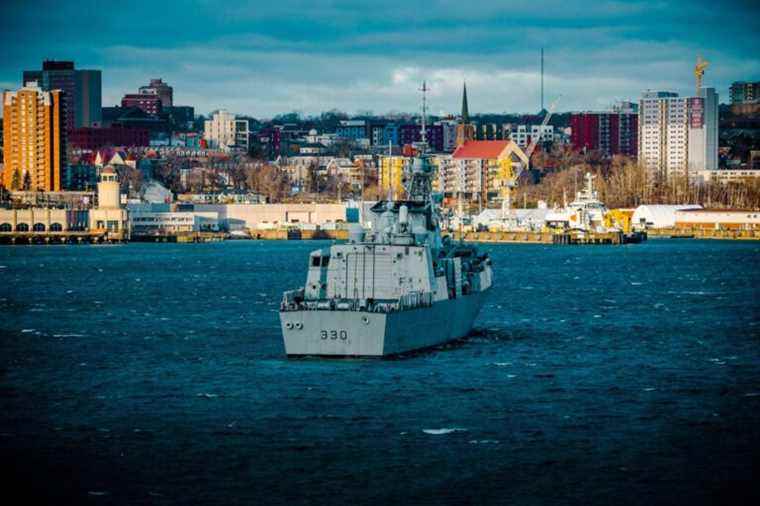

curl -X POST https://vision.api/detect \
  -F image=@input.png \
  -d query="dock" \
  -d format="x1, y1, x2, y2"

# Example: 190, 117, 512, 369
0, 230, 124, 245
451, 230, 644, 245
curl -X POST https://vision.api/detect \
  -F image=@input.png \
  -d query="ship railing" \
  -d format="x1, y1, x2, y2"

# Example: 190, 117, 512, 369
281, 292, 434, 313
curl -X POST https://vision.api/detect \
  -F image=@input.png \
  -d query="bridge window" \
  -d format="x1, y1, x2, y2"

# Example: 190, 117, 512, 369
50, 223, 63, 232
16, 223, 29, 232
33, 223, 46, 232
0, 223, 11, 232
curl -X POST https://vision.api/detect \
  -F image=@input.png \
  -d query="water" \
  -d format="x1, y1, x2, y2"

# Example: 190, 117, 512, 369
1, 240, 759, 505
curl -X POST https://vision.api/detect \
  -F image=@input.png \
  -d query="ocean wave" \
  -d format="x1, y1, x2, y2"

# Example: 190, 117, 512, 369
423, 428, 468, 435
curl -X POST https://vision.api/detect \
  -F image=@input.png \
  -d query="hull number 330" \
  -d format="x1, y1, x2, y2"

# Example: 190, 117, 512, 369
321, 330, 348, 340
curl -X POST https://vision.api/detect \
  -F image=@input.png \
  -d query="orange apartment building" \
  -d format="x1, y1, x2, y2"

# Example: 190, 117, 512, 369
2, 82, 66, 192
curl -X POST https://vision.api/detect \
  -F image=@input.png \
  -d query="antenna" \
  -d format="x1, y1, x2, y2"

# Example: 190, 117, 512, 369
419, 80, 428, 146
540, 48, 544, 112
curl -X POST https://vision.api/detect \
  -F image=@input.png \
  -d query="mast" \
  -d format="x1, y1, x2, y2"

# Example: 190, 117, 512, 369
540, 48, 544, 112
419, 80, 428, 150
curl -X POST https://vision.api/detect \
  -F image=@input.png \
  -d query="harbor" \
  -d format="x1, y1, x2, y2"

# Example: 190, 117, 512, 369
2, 239, 759, 505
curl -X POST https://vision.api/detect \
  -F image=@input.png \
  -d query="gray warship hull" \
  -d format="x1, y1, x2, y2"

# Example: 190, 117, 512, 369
280, 290, 488, 357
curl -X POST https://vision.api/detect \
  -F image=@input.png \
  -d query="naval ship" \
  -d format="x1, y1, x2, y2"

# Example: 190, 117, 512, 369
279, 84, 493, 357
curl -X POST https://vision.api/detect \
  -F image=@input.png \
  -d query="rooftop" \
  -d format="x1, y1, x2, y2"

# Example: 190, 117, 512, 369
452, 140, 512, 159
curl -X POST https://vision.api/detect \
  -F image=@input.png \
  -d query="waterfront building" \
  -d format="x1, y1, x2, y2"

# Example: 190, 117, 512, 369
138, 78, 173, 107
675, 209, 760, 231
631, 204, 703, 229
121, 93, 162, 116
0, 207, 70, 233
89, 166, 129, 239
204, 110, 250, 151
192, 203, 347, 230
23, 60, 101, 131
2, 82, 66, 192
638, 88, 718, 179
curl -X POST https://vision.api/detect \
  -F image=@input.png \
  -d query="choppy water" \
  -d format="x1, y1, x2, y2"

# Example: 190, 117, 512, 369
1, 239, 759, 505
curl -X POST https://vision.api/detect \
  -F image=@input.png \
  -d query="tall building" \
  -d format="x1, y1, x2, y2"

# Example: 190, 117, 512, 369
729, 81, 760, 115
455, 83, 475, 147
2, 82, 66, 191
203, 110, 250, 150
638, 88, 718, 179
23, 60, 101, 131
729, 81, 759, 104
139, 78, 173, 107
570, 105, 638, 157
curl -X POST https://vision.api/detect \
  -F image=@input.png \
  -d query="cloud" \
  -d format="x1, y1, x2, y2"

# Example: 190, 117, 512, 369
1, 1, 758, 117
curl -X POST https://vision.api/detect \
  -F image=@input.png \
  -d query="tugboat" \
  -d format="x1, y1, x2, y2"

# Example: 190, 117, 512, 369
279, 83, 493, 357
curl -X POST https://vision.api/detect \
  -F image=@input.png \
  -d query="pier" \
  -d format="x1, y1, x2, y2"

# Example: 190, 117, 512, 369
0, 230, 124, 245
450, 230, 644, 245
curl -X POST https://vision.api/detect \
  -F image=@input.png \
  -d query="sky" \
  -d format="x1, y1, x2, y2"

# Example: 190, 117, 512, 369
2, 0, 759, 118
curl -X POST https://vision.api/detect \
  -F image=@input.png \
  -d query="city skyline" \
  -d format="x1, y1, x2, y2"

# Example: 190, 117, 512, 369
2, 1, 759, 118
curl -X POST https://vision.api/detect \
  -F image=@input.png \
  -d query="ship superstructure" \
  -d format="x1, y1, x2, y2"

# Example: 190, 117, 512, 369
545, 172, 611, 232
279, 83, 493, 357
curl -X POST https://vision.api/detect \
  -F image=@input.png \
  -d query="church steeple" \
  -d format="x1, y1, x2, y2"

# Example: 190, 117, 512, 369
455, 81, 475, 148
461, 82, 470, 124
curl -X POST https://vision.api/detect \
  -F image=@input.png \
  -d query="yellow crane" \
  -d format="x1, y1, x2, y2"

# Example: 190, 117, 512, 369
695, 55, 709, 93
498, 96, 561, 218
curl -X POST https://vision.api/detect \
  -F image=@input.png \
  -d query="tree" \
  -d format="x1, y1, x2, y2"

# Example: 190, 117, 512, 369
22, 171, 31, 191
10, 168, 21, 191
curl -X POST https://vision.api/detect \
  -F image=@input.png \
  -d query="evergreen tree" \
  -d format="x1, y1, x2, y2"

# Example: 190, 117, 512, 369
10, 169, 21, 190
22, 171, 31, 191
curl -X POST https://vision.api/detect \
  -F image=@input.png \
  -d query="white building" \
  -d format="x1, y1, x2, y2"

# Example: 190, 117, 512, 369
507, 125, 554, 148
638, 88, 718, 180
203, 110, 250, 151
129, 211, 219, 235
631, 204, 703, 229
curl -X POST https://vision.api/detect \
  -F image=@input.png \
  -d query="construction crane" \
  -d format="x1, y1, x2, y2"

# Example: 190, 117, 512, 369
499, 95, 561, 218
695, 55, 709, 94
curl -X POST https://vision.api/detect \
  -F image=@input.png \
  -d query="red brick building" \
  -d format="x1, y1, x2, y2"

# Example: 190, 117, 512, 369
70, 125, 150, 150
570, 111, 638, 158
121, 93, 162, 116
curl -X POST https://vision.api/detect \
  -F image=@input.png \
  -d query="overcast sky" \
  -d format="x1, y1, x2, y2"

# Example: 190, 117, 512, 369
2, 0, 759, 118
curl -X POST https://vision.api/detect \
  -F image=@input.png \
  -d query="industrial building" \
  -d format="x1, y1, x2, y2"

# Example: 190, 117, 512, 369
674, 209, 760, 230
631, 204, 703, 229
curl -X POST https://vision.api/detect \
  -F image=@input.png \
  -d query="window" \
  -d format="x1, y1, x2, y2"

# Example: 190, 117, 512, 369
0, 223, 11, 232
311, 256, 321, 267
32, 223, 45, 232
16, 223, 29, 232
50, 223, 63, 232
